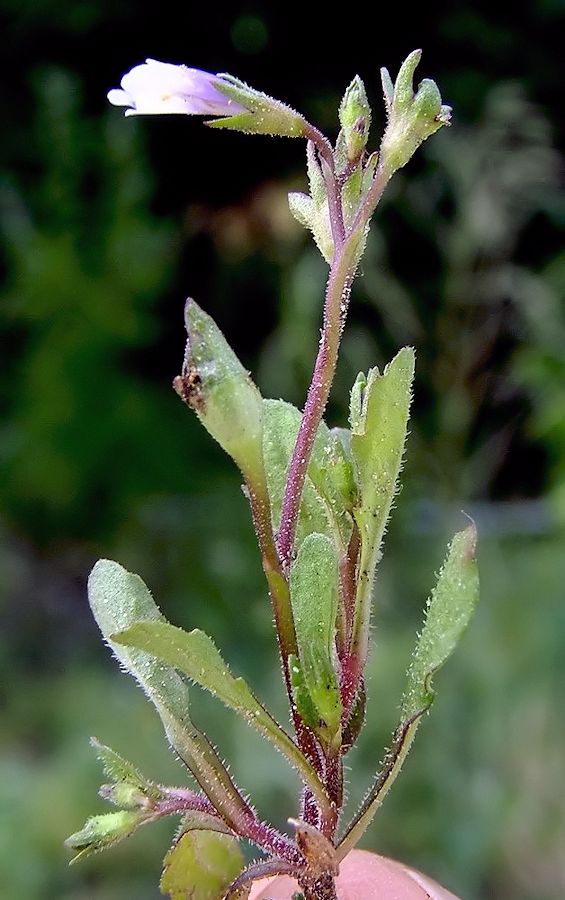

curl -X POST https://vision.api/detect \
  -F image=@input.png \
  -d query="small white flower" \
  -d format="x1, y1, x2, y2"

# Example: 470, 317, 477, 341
107, 59, 246, 117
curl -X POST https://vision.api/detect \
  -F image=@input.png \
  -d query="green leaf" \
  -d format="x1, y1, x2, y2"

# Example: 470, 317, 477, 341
289, 533, 342, 739
337, 524, 479, 860
262, 399, 352, 553
288, 654, 319, 732
174, 299, 264, 481
176, 810, 232, 836
88, 559, 188, 721
112, 620, 328, 808
401, 524, 480, 719
88, 560, 252, 831
161, 829, 243, 900
65, 810, 144, 863
349, 349, 414, 658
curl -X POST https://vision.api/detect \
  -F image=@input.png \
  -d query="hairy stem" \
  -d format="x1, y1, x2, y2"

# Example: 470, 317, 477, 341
276, 241, 357, 569
320, 748, 343, 841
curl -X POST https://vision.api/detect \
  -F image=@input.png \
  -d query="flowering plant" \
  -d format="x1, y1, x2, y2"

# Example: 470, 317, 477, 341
66, 51, 478, 900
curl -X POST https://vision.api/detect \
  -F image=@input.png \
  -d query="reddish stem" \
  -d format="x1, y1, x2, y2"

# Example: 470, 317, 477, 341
158, 788, 298, 863
276, 245, 356, 569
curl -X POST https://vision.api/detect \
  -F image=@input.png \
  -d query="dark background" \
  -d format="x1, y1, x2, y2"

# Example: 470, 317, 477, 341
1, 2, 564, 898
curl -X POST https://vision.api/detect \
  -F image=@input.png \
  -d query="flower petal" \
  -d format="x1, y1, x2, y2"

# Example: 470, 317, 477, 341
108, 59, 246, 118
107, 89, 133, 108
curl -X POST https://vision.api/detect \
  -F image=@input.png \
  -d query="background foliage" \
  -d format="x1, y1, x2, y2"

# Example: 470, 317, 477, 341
1, 2, 564, 898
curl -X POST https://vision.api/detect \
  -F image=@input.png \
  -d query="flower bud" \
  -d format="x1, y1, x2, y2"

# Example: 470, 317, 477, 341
379, 50, 451, 175
99, 781, 151, 809
65, 810, 144, 862
338, 76, 372, 163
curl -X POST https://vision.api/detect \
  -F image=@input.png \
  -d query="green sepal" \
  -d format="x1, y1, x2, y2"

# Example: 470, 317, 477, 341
401, 524, 480, 719
362, 152, 379, 193
288, 141, 333, 263
111, 620, 328, 807
65, 810, 145, 863
262, 399, 353, 553
341, 165, 364, 227
175, 299, 263, 481
160, 828, 244, 900
289, 533, 342, 740
288, 191, 315, 230
350, 349, 414, 655
90, 737, 160, 804
379, 49, 451, 175
208, 74, 306, 138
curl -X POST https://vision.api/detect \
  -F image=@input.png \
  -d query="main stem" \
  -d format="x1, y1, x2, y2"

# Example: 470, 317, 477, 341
276, 158, 391, 572
276, 239, 356, 570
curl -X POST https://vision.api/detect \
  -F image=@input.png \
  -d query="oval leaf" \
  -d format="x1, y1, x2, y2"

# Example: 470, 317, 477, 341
161, 829, 243, 900
401, 523, 480, 719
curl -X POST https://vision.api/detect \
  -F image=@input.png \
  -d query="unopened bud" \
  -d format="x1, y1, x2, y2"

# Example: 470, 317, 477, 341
65, 810, 144, 862
99, 781, 151, 810
379, 50, 451, 175
338, 76, 371, 163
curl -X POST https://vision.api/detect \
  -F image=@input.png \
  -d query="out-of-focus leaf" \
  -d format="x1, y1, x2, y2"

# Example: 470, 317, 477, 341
112, 620, 328, 806
160, 829, 243, 900
289, 533, 341, 739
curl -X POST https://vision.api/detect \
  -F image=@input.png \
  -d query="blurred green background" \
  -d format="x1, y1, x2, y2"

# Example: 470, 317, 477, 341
1, 2, 564, 898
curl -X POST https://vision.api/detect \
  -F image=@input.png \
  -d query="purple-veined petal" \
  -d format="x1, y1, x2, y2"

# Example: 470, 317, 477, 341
108, 59, 246, 117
